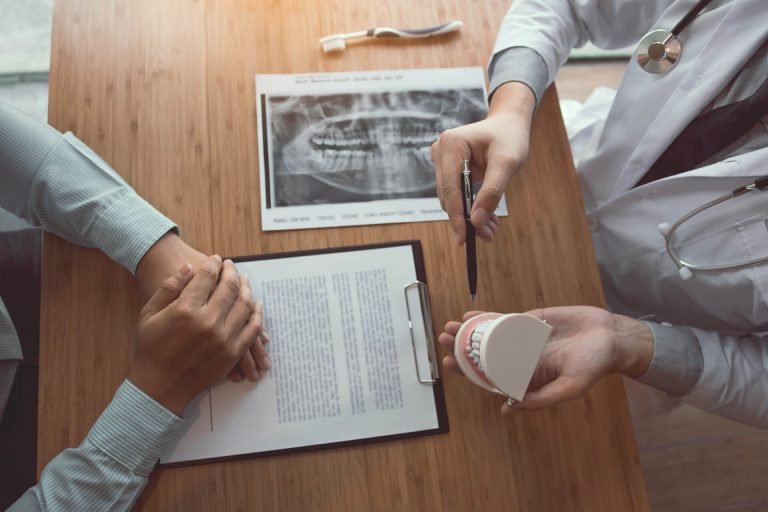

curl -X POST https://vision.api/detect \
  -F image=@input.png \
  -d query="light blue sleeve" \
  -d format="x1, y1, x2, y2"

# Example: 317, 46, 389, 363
0, 100, 184, 506
8, 380, 184, 511
0, 101, 177, 274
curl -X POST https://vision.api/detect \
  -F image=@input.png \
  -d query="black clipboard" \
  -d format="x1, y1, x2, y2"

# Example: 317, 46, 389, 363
159, 240, 448, 469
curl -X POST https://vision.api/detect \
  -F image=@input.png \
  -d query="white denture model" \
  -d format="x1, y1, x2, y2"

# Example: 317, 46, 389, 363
453, 313, 552, 404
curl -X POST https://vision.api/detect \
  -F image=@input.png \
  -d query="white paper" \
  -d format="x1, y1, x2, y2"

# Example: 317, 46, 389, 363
160, 244, 441, 465
256, 67, 509, 231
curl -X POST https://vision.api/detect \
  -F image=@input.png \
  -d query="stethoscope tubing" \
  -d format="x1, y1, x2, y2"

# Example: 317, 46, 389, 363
670, 0, 716, 37
662, 178, 768, 274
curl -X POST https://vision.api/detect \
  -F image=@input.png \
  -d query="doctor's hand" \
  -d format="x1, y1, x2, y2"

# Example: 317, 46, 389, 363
438, 306, 654, 414
432, 82, 535, 245
129, 256, 266, 416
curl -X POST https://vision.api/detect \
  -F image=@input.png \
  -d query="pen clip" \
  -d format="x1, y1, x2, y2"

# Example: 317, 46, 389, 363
462, 160, 472, 220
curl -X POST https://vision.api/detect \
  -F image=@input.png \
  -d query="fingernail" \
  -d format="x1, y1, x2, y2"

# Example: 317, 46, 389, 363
261, 331, 270, 343
249, 369, 261, 381
261, 356, 272, 369
472, 208, 489, 227
453, 232, 462, 246
177, 264, 191, 277
232, 373, 242, 383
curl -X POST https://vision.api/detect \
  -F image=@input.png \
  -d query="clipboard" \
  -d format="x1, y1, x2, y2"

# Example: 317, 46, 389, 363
159, 240, 448, 468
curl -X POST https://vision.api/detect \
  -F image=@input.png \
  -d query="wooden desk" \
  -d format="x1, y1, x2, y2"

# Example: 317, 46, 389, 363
41, 0, 649, 510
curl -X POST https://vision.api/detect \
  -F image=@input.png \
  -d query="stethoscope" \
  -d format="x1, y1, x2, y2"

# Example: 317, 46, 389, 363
658, 176, 768, 279
639, 1, 768, 279
636, 0, 715, 74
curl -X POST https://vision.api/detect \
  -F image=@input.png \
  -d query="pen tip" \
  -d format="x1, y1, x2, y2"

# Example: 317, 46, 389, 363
471, 294, 476, 303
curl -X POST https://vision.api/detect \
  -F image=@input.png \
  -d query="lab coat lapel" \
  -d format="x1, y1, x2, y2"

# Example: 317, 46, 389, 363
610, 0, 768, 197
598, 146, 768, 224
666, 145, 768, 181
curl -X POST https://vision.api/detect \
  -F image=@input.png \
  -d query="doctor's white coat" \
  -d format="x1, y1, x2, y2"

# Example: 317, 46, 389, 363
494, 0, 768, 426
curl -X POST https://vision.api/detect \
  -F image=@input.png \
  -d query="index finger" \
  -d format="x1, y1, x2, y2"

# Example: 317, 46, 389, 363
462, 310, 486, 321
179, 255, 223, 308
208, 259, 241, 317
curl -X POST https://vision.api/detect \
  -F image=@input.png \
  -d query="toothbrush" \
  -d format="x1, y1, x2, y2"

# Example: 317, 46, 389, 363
320, 20, 463, 53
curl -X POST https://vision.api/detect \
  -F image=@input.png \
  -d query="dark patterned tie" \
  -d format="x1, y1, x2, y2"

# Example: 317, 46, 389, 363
635, 77, 768, 187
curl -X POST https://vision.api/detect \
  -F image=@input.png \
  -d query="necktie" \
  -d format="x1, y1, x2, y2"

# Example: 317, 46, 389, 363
635, 76, 768, 187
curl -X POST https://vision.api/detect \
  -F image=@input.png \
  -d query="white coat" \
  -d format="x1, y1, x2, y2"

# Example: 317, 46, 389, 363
493, 0, 768, 426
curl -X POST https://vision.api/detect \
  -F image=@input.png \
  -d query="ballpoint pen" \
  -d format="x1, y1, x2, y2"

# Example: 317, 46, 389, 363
462, 160, 478, 302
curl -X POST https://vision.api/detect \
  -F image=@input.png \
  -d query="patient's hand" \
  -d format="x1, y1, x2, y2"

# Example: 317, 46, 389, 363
135, 234, 270, 382
129, 256, 265, 415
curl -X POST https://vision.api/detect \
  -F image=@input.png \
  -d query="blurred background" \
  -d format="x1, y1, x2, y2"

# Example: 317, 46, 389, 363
0, 1, 50, 505
0, 1, 765, 510
1, 0, 50, 230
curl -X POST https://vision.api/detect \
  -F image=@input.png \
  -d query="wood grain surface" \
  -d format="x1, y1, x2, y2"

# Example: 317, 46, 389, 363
41, 0, 649, 510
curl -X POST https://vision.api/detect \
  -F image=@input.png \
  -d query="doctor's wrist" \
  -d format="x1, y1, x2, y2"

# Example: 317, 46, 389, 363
610, 314, 654, 378
488, 82, 535, 122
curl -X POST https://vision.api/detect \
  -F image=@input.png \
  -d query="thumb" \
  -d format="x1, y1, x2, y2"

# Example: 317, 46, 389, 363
471, 152, 518, 228
140, 263, 195, 318
515, 376, 587, 411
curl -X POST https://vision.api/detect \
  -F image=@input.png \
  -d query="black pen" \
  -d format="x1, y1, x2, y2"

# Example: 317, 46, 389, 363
462, 160, 477, 302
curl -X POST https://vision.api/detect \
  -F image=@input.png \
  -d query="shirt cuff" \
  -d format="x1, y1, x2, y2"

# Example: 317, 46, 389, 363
89, 190, 178, 275
636, 322, 703, 397
86, 379, 183, 476
488, 47, 549, 109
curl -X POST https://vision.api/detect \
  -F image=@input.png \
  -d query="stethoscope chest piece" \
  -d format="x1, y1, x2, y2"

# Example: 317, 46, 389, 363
636, 29, 682, 74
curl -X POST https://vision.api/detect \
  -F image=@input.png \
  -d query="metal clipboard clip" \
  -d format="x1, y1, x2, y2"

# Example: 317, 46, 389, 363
404, 281, 440, 384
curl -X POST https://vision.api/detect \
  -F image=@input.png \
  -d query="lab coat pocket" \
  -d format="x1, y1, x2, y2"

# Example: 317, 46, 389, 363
669, 215, 768, 314
670, 215, 763, 266
736, 216, 768, 304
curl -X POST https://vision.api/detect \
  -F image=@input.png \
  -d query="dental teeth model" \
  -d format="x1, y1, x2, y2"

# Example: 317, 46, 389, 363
453, 313, 552, 404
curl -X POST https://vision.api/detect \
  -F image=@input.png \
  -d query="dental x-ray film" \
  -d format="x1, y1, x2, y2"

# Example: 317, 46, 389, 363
256, 68, 509, 230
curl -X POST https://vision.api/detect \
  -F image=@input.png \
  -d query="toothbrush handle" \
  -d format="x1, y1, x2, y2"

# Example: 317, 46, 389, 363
367, 20, 463, 39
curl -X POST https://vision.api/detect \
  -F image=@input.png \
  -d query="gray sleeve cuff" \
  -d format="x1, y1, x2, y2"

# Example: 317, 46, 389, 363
488, 47, 549, 109
636, 322, 703, 397
86, 379, 183, 476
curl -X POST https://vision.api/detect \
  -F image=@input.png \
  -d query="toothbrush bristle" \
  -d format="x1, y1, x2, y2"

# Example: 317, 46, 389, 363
322, 38, 346, 53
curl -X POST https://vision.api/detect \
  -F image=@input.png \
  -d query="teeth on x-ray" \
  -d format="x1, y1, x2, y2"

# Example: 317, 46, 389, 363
269, 89, 486, 203
310, 114, 437, 179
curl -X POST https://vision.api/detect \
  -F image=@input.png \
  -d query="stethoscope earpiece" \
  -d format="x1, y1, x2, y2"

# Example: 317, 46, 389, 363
678, 266, 694, 280
636, 29, 682, 74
